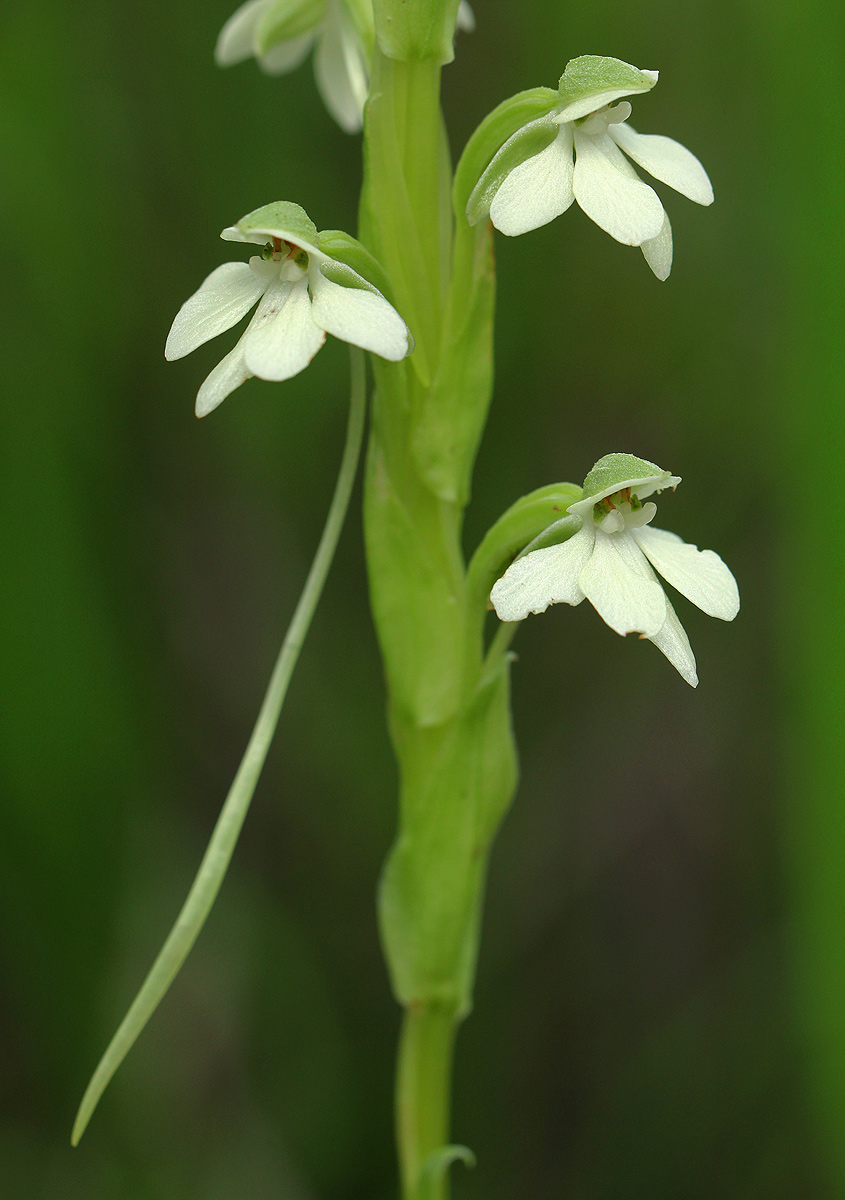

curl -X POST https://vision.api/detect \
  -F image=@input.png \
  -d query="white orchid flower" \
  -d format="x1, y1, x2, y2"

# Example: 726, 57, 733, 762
469, 56, 714, 279
216, 0, 475, 134
215, 0, 370, 133
165, 202, 411, 417
490, 454, 739, 686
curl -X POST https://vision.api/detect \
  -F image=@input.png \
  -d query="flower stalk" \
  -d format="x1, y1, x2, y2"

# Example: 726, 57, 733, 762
358, 31, 517, 1200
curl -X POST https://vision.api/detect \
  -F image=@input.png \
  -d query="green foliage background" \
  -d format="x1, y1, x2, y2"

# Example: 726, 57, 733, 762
0, 0, 841, 1195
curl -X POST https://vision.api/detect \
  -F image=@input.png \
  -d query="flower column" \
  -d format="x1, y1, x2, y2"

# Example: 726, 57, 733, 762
357, 2, 516, 1197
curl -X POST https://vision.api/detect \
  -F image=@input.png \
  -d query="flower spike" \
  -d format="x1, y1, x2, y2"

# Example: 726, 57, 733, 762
165, 201, 411, 416
490, 454, 739, 686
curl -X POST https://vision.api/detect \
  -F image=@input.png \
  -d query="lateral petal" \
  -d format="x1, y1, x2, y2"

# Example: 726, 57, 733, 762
578, 529, 666, 636
313, 0, 368, 133
609, 123, 714, 205
640, 212, 673, 280
309, 269, 409, 359
244, 278, 325, 380
195, 332, 252, 417
648, 594, 699, 686
490, 124, 575, 237
259, 31, 315, 74
215, 0, 268, 65
165, 262, 267, 361
573, 130, 665, 245
490, 525, 595, 622
633, 525, 740, 620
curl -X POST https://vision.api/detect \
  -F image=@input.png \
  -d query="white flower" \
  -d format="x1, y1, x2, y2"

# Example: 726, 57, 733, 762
216, 0, 475, 134
480, 57, 713, 279
215, 0, 369, 133
490, 455, 739, 686
165, 202, 411, 417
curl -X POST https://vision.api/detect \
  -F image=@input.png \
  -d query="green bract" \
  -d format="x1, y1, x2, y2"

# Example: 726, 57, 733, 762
235, 200, 319, 245
255, 0, 325, 52
555, 54, 657, 123
378, 656, 517, 1008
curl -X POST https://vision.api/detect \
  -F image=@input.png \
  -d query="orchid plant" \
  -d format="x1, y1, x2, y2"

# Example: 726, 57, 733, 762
73, 2, 737, 1196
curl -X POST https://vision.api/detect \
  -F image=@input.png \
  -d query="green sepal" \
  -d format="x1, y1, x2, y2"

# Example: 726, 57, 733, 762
317, 229, 395, 302
415, 1145, 476, 1200
581, 452, 666, 500
379, 656, 518, 1009
556, 55, 657, 122
372, 0, 462, 64
237, 200, 318, 245
467, 482, 583, 610
255, 0, 325, 52
455, 88, 559, 223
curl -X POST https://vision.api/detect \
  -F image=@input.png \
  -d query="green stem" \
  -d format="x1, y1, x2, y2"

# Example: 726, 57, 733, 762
359, 36, 516, 1200
71, 348, 367, 1145
397, 1002, 460, 1200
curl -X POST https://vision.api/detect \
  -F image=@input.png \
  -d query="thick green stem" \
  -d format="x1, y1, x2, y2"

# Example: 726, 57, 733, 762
359, 38, 516, 1200
397, 1002, 460, 1199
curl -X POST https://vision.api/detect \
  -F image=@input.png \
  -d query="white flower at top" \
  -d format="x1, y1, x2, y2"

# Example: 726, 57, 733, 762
215, 0, 370, 133
215, 0, 475, 135
468, 56, 714, 279
165, 201, 411, 417
490, 454, 739, 686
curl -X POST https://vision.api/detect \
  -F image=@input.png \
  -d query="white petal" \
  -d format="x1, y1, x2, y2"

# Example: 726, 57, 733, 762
578, 529, 666, 637
633, 525, 740, 620
490, 125, 575, 237
309, 270, 409, 359
195, 331, 252, 417
165, 262, 267, 361
609, 123, 714, 206
641, 212, 673, 280
258, 31, 315, 74
648, 594, 698, 686
215, 0, 268, 65
244, 278, 325, 381
456, 0, 475, 32
490, 525, 595, 622
313, 1, 368, 133
573, 130, 665, 245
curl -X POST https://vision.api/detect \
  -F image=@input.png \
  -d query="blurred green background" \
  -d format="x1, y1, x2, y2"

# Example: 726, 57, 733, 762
1, 0, 842, 1195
